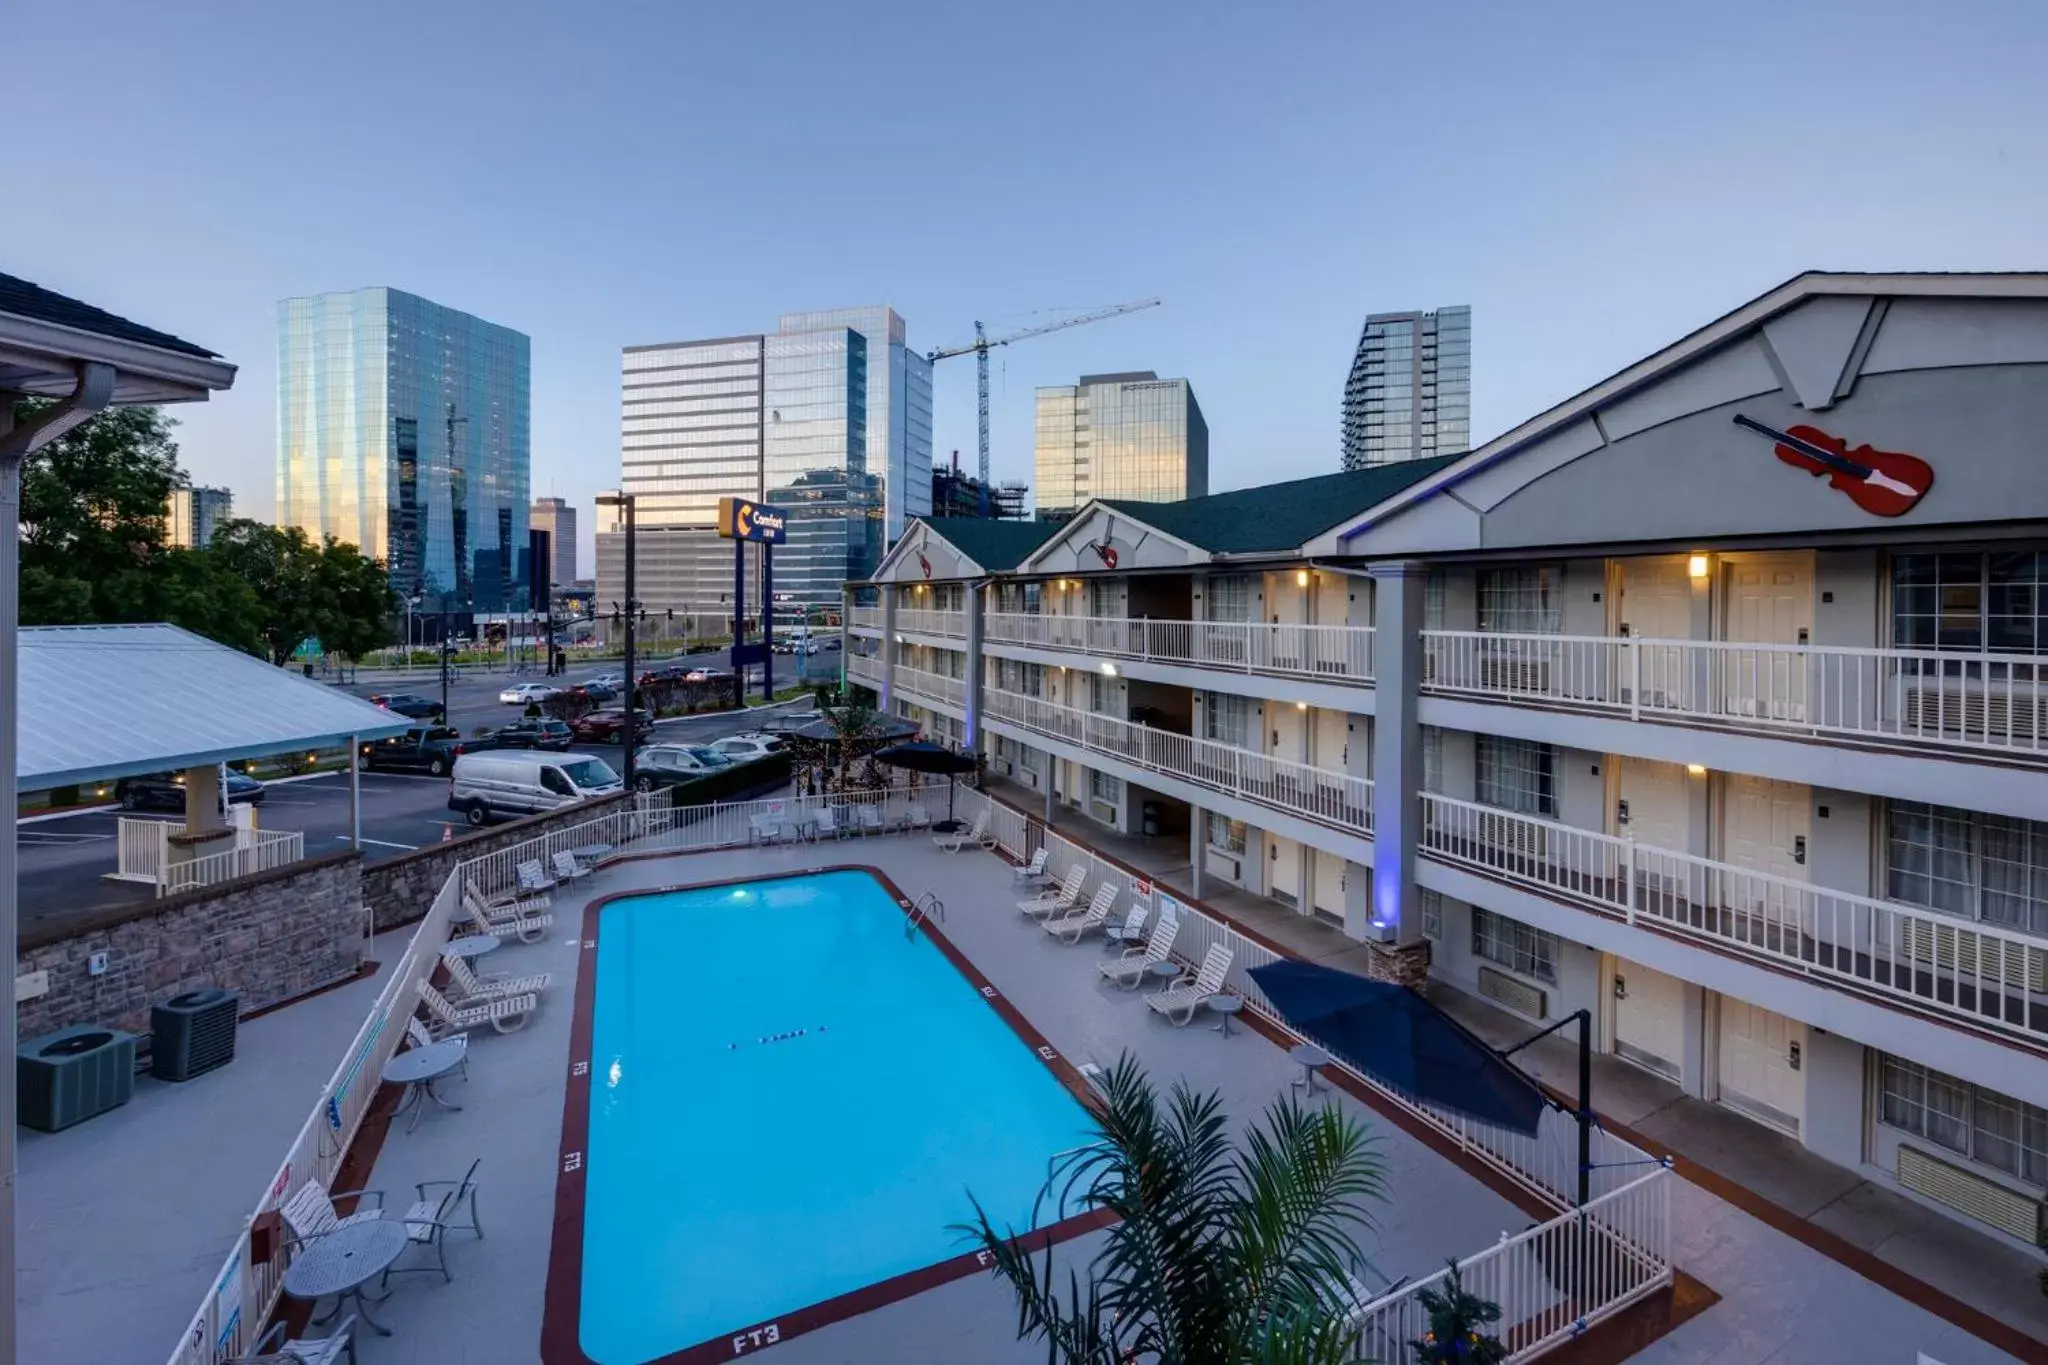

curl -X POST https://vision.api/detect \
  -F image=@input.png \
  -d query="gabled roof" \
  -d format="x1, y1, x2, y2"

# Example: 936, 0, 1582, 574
0, 269, 235, 405
1098, 455, 1463, 556
0, 271, 218, 358
912, 517, 1059, 573
19, 625, 409, 788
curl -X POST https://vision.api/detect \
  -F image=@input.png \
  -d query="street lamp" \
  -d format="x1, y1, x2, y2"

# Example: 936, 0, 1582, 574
596, 490, 638, 791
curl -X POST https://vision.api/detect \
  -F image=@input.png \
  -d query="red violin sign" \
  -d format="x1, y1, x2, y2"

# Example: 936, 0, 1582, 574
1732, 414, 1932, 518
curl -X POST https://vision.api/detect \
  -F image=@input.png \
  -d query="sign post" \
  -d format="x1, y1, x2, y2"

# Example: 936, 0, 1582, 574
717, 497, 788, 704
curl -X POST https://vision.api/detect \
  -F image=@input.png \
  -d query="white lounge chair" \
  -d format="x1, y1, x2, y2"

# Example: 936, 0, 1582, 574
1100, 911, 1179, 987
1044, 882, 1119, 943
236, 1315, 357, 1365
406, 1014, 468, 1073
855, 804, 885, 836
933, 811, 991, 853
442, 953, 552, 1003
905, 804, 932, 832
463, 886, 552, 944
1017, 864, 1087, 918
1012, 847, 1051, 884
515, 859, 558, 895
1146, 944, 1235, 1026
419, 978, 535, 1034
551, 850, 591, 882
467, 877, 547, 917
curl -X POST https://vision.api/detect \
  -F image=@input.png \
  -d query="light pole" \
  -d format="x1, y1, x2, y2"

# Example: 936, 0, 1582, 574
405, 593, 422, 674
596, 490, 638, 790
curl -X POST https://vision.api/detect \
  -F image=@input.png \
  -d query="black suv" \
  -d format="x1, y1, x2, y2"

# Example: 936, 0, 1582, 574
358, 725, 466, 776
471, 718, 574, 752
115, 770, 267, 812
368, 692, 446, 721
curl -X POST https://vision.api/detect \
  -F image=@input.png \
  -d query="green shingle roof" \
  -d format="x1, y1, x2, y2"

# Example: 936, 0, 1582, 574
917, 517, 1060, 572
1102, 454, 1464, 554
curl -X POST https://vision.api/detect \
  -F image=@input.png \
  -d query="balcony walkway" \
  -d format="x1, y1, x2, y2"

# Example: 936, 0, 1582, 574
979, 775, 2048, 1364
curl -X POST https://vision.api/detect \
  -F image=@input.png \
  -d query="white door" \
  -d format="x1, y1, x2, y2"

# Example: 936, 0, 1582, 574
1270, 572, 1309, 669
1723, 774, 1809, 883
1312, 850, 1346, 922
1270, 834, 1302, 908
1271, 703, 1308, 764
1614, 961, 1687, 1082
1620, 757, 1691, 898
1313, 709, 1350, 770
1723, 554, 1814, 720
1621, 556, 1694, 708
1717, 997, 1806, 1135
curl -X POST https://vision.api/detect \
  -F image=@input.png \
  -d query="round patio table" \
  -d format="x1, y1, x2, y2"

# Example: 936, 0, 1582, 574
381, 1038, 468, 1132
282, 1218, 411, 1336
1290, 1042, 1332, 1094
1207, 995, 1245, 1037
441, 935, 499, 961
569, 843, 613, 863
1146, 961, 1183, 989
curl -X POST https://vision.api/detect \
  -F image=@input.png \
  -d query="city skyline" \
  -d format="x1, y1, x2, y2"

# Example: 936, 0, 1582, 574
1341, 305, 1472, 470
1035, 371, 1208, 517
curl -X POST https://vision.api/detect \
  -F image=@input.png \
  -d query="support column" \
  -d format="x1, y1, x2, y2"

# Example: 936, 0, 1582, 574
880, 584, 898, 713
348, 734, 362, 852
964, 581, 986, 750
1188, 802, 1205, 899
1364, 560, 1430, 987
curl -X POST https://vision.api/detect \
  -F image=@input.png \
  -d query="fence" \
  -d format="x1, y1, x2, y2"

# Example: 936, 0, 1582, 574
896, 666, 966, 709
986, 611, 1374, 682
1420, 792, 2048, 1049
846, 606, 882, 631
159, 830, 307, 897
896, 607, 966, 639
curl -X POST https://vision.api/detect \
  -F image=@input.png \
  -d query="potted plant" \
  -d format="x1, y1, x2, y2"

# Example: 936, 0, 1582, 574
1410, 1261, 1507, 1363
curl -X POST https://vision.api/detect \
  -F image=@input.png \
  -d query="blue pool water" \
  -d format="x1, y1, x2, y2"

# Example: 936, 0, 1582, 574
579, 870, 1097, 1363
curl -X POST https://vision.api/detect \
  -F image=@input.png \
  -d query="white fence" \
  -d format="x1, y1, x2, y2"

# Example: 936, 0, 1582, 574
846, 654, 884, 688
847, 606, 882, 631
987, 611, 1374, 682
159, 830, 307, 897
983, 688, 1373, 836
896, 607, 966, 639
896, 666, 966, 710
1420, 792, 2048, 1048
1421, 629, 2048, 762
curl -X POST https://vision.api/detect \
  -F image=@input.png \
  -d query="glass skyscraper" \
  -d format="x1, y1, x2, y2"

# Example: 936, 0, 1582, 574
1341, 305, 1471, 469
777, 306, 931, 543
1034, 371, 1208, 518
276, 287, 531, 607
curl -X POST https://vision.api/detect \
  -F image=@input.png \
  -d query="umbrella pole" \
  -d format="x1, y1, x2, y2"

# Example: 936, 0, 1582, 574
1497, 1007, 1594, 1207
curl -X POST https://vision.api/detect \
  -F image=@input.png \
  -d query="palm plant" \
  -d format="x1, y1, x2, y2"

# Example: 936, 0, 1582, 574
1409, 1261, 1505, 1363
958, 1054, 1385, 1364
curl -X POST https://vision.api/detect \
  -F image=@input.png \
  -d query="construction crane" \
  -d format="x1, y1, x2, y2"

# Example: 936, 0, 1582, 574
928, 298, 1162, 489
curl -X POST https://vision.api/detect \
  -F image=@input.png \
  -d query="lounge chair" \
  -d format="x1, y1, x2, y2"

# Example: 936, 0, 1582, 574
1017, 864, 1087, 918
1146, 944, 1235, 1026
855, 805, 885, 836
933, 811, 990, 853
232, 1314, 357, 1365
419, 978, 536, 1035
442, 953, 551, 1003
1044, 882, 1119, 943
515, 859, 558, 895
1099, 910, 1179, 988
463, 888, 552, 944
550, 850, 591, 882
393, 1158, 484, 1283
466, 878, 547, 918
279, 1178, 384, 1249
1012, 847, 1051, 884
406, 1015, 467, 1073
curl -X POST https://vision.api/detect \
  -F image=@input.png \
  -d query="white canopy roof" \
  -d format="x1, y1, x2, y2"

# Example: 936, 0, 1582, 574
18, 625, 409, 788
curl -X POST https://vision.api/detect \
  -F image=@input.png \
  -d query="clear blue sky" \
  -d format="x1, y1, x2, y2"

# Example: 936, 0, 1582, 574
7, 0, 2047, 566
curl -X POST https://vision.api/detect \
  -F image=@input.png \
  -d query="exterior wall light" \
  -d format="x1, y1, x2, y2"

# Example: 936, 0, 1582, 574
1296, 569, 1310, 587
1686, 763, 1707, 777
1687, 554, 1710, 580
1100, 662, 1117, 677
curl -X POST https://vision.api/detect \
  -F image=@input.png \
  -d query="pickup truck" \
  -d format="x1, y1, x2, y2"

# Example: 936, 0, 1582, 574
358, 725, 466, 777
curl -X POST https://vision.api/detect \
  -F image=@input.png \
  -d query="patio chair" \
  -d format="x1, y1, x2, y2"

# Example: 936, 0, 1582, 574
468, 873, 549, 915
1146, 944, 1235, 1026
231, 1314, 357, 1365
905, 804, 932, 833
392, 1157, 484, 1283
1099, 910, 1179, 987
463, 887, 553, 945
418, 978, 536, 1035
406, 1015, 467, 1076
749, 813, 782, 846
442, 953, 552, 1003
279, 1178, 384, 1249
550, 850, 591, 882
933, 811, 991, 853
515, 859, 558, 895
1107, 902, 1151, 948
855, 804, 885, 836
1017, 864, 1087, 918
811, 806, 847, 840
1012, 847, 1051, 884
1044, 882, 1119, 943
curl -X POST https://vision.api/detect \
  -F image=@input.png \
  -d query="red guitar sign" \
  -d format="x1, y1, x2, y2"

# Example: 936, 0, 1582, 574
916, 550, 932, 579
1733, 414, 1932, 518
1087, 539, 1118, 569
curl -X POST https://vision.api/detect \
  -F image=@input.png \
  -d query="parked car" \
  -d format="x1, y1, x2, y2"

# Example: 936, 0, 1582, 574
367, 692, 445, 721
358, 725, 466, 777
819, 634, 841, 652
707, 733, 786, 762
569, 707, 655, 744
115, 769, 267, 812
684, 666, 731, 684
470, 718, 574, 752
629, 743, 735, 791
447, 751, 623, 826
584, 674, 624, 691
499, 682, 558, 705
572, 681, 619, 704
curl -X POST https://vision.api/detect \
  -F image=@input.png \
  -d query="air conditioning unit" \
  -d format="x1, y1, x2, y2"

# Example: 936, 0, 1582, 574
17, 1025, 138, 1132
1477, 966, 1547, 1020
1896, 1143, 2042, 1243
1206, 850, 1241, 883
1477, 810, 1548, 859
1900, 683, 2047, 743
151, 987, 241, 1081
1479, 656, 1550, 693
1090, 798, 1119, 826
1899, 921, 2047, 993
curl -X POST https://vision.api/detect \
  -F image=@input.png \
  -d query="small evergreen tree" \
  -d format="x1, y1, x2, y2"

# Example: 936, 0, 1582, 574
1410, 1261, 1507, 1363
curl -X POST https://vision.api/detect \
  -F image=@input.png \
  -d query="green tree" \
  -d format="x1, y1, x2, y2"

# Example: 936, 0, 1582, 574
959, 1054, 1384, 1364
311, 534, 397, 660
206, 520, 395, 665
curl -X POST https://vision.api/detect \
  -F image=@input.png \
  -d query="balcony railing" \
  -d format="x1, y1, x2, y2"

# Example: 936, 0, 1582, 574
986, 612, 1373, 682
896, 666, 966, 709
983, 687, 1372, 835
897, 607, 966, 638
847, 606, 882, 631
1421, 792, 2048, 1049
1422, 630, 2048, 762
846, 654, 883, 687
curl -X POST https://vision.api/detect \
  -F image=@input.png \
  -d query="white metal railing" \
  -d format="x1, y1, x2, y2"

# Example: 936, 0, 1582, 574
1421, 793, 2048, 1047
897, 606, 966, 639
846, 654, 884, 687
987, 611, 1374, 683
847, 606, 882, 631
982, 688, 1372, 836
159, 829, 306, 897
896, 666, 966, 709
1422, 630, 2048, 762
113, 816, 175, 884
1350, 1167, 1674, 1362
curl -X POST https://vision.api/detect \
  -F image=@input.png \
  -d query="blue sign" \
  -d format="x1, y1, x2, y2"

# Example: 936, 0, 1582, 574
717, 497, 788, 544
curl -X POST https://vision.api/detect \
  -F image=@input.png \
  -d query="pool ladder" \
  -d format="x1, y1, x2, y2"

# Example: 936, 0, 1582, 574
905, 891, 945, 939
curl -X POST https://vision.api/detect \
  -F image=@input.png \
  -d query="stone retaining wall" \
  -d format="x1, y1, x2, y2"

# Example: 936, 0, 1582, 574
16, 851, 365, 1040
359, 792, 635, 931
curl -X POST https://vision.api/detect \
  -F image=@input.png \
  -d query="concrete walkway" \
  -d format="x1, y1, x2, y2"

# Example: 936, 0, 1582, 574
982, 777, 2048, 1363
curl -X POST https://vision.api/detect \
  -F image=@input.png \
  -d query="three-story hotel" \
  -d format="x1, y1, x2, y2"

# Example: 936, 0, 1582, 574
845, 272, 2048, 1254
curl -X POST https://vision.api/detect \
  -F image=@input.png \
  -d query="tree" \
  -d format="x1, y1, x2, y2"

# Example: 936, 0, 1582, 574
959, 1054, 1385, 1364
207, 520, 396, 665
1409, 1261, 1506, 1364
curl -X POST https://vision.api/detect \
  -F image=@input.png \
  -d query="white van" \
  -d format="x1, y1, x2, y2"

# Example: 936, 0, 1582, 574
448, 751, 623, 826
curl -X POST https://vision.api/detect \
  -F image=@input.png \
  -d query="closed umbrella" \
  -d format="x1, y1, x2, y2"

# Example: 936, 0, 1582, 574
876, 740, 978, 828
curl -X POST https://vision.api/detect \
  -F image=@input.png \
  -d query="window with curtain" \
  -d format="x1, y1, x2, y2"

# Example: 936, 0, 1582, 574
1880, 1055, 2048, 1188
1206, 574, 1252, 622
1471, 908, 1557, 983
1886, 800, 2048, 936
1477, 566, 1562, 634
1203, 692, 1253, 748
1419, 888, 1443, 941
1091, 768, 1124, 804
1206, 810, 1247, 855
1425, 567, 1446, 631
1088, 579, 1120, 617
1891, 551, 2048, 655
1476, 735, 1556, 815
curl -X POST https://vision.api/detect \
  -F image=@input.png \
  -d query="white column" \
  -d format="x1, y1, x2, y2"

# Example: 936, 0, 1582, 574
1366, 560, 1427, 944
880, 584, 898, 712
348, 734, 362, 851
964, 582, 986, 750
1189, 802, 1205, 899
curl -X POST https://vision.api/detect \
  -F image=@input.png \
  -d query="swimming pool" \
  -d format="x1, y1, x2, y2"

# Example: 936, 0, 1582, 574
543, 867, 1103, 1364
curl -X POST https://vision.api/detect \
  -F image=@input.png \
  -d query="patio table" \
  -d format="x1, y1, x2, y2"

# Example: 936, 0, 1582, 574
283, 1217, 410, 1336
381, 1038, 468, 1132
441, 935, 499, 962
569, 843, 613, 863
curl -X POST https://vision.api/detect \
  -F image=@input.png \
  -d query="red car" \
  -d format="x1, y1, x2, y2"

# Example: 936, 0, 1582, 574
569, 707, 655, 743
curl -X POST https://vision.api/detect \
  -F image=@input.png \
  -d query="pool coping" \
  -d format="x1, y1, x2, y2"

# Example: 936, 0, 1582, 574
540, 864, 1118, 1365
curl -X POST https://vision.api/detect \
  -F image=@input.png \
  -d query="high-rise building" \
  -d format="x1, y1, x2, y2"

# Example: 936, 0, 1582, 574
1034, 371, 1207, 519
605, 306, 923, 614
164, 485, 234, 548
276, 287, 531, 607
932, 453, 1027, 521
530, 497, 578, 583
1341, 305, 1471, 469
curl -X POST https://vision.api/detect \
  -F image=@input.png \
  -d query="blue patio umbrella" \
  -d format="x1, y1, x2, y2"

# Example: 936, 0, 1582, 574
1247, 960, 1550, 1138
